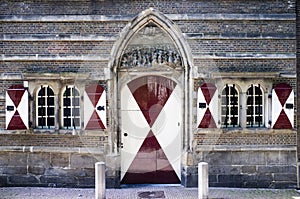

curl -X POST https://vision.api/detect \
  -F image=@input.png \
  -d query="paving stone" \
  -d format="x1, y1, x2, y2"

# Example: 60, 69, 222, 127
1, 186, 300, 199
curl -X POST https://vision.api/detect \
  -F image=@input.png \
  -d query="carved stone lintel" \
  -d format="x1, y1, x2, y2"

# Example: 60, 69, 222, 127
120, 47, 182, 69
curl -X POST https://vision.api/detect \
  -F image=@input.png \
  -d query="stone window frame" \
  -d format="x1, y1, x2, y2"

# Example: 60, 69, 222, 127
246, 84, 264, 128
221, 84, 239, 128
36, 85, 55, 129
61, 85, 81, 130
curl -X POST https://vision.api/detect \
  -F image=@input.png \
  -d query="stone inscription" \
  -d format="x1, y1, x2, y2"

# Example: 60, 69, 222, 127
120, 47, 182, 69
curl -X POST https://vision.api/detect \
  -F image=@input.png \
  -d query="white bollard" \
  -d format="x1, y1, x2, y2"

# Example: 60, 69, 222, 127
95, 162, 106, 199
198, 162, 208, 199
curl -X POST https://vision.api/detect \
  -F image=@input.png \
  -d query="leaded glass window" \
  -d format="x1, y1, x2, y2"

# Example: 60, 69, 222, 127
221, 84, 239, 127
37, 85, 55, 128
62, 86, 80, 129
246, 85, 263, 127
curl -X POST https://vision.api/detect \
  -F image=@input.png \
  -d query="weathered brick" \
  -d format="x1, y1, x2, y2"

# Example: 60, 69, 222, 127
28, 152, 51, 168
9, 152, 27, 167
2, 166, 27, 175
0, 176, 8, 186
50, 153, 69, 167
241, 166, 256, 174
28, 166, 45, 175
40, 175, 76, 186
9, 175, 39, 184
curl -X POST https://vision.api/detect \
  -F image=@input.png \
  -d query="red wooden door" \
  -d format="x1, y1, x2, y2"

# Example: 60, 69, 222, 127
120, 75, 181, 184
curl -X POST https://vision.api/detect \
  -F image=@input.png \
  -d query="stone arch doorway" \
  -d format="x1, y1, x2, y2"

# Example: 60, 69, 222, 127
109, 8, 193, 185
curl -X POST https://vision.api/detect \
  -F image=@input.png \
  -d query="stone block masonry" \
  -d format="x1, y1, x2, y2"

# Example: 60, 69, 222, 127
184, 147, 297, 188
0, 147, 104, 187
181, 130, 298, 188
0, 134, 113, 187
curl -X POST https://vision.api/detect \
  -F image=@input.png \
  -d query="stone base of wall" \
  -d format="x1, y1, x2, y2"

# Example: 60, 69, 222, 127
0, 146, 120, 188
0, 146, 297, 188
185, 146, 297, 188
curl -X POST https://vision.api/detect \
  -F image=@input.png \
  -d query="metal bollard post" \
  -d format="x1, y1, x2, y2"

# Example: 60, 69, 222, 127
198, 162, 208, 199
95, 162, 106, 199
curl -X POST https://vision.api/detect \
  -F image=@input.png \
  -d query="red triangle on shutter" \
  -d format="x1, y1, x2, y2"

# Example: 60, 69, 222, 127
273, 109, 292, 129
85, 110, 105, 130
85, 84, 104, 107
121, 130, 180, 184
7, 85, 25, 107
198, 108, 217, 128
274, 83, 292, 106
7, 110, 27, 130
200, 83, 216, 105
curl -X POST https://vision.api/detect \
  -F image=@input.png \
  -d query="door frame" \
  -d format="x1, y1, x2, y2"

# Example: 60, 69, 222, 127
107, 8, 193, 186
118, 73, 184, 184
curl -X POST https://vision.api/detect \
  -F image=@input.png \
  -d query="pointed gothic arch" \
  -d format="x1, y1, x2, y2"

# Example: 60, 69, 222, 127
109, 8, 193, 72
108, 10, 193, 183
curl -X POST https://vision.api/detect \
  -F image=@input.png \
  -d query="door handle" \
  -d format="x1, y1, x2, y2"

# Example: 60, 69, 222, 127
124, 133, 128, 137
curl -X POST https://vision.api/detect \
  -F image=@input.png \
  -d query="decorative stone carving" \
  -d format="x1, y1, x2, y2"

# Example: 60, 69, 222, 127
120, 47, 182, 69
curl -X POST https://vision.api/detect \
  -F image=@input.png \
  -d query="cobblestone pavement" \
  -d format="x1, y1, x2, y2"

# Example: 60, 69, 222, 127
1, 186, 300, 199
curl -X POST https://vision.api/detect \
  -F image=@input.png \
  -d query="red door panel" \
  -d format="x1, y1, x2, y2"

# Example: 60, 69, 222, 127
121, 75, 181, 184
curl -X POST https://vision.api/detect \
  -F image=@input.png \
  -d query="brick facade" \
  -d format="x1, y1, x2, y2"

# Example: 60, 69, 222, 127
0, 0, 298, 188
296, 0, 300, 178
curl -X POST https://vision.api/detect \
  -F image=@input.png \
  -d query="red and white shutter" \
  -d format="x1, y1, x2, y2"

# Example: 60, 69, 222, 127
272, 83, 294, 129
6, 84, 29, 130
197, 83, 218, 128
84, 84, 106, 130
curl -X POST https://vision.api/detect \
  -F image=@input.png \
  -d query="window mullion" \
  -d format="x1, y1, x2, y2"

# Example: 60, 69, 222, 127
258, 84, 262, 127
225, 84, 229, 128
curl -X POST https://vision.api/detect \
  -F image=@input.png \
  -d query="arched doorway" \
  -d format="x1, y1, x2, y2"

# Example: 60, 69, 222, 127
109, 8, 193, 185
